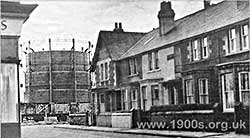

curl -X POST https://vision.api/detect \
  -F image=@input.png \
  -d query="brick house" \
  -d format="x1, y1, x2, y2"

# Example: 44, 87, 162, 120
91, 23, 145, 114
118, 0, 249, 133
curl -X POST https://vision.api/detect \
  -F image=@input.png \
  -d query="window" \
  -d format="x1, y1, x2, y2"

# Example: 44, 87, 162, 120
168, 86, 178, 105
152, 85, 159, 100
104, 62, 108, 80
201, 37, 209, 58
241, 24, 249, 50
185, 79, 195, 104
123, 89, 128, 101
228, 28, 237, 53
199, 78, 209, 104
128, 58, 137, 75
239, 72, 249, 106
142, 86, 147, 100
154, 51, 159, 69
221, 73, 234, 112
100, 64, 104, 80
192, 40, 199, 61
148, 53, 152, 70
131, 89, 137, 101
100, 94, 105, 103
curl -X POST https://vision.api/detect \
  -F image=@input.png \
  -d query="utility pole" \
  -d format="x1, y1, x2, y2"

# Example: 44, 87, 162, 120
49, 38, 53, 106
72, 38, 77, 103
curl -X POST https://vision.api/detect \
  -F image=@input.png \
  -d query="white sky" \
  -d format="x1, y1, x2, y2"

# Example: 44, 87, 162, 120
18, 0, 223, 102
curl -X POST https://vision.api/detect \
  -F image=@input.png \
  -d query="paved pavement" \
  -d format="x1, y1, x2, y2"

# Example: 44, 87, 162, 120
21, 125, 167, 138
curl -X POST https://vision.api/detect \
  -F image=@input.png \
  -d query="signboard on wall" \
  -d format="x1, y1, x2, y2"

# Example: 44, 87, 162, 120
1, 18, 24, 36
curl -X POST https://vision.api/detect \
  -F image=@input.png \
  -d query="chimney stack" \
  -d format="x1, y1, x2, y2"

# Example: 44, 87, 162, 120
158, 1, 175, 36
204, 0, 211, 9
113, 22, 124, 32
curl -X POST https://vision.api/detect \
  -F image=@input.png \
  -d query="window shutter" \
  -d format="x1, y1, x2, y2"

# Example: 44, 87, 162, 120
187, 41, 192, 62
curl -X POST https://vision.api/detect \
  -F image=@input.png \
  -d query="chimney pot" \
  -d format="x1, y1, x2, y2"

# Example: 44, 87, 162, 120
115, 22, 118, 29
119, 22, 122, 29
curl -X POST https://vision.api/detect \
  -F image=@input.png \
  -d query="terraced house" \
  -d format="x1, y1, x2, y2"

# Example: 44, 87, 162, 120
91, 0, 249, 134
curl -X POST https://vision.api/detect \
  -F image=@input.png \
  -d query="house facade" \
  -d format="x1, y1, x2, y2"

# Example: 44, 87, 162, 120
91, 23, 145, 115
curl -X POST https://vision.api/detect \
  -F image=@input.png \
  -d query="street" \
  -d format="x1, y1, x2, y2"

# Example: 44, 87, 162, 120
21, 125, 168, 138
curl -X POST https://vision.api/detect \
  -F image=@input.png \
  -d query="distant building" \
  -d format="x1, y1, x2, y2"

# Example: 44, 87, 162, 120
0, 1, 37, 137
25, 50, 89, 113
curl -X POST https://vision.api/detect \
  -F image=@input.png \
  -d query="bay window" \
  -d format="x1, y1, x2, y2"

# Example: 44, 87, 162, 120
239, 72, 250, 106
185, 79, 195, 104
221, 73, 234, 112
199, 78, 209, 104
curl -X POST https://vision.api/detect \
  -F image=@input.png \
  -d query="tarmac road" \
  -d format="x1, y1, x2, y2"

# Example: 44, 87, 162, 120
21, 125, 170, 138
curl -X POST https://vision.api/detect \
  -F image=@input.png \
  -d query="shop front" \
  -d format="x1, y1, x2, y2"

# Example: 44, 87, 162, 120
1, 1, 37, 138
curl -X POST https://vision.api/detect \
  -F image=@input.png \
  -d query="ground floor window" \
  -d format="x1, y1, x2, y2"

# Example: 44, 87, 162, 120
199, 78, 209, 104
151, 85, 159, 105
100, 94, 105, 103
141, 86, 147, 110
221, 73, 234, 112
167, 86, 178, 105
185, 79, 195, 104
239, 72, 250, 106
131, 89, 137, 101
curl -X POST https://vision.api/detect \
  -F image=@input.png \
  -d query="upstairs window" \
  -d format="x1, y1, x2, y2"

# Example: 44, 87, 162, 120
154, 51, 159, 69
241, 24, 249, 50
228, 28, 237, 53
199, 78, 209, 104
192, 40, 199, 61
100, 64, 104, 81
104, 62, 108, 80
201, 37, 209, 58
148, 53, 152, 70
128, 58, 137, 75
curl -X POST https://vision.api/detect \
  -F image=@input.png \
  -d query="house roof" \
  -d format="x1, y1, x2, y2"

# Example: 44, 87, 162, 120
120, 1, 249, 59
92, 30, 145, 64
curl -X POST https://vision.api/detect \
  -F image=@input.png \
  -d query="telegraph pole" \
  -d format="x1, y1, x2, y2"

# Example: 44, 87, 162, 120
73, 38, 77, 103
48, 38, 53, 114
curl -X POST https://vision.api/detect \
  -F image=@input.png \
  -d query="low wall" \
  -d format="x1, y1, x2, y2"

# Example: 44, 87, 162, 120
69, 113, 87, 125
112, 112, 132, 128
96, 112, 112, 127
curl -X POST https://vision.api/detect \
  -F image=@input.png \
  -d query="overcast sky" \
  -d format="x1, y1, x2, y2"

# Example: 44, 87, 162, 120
18, 0, 223, 102
19, 0, 224, 52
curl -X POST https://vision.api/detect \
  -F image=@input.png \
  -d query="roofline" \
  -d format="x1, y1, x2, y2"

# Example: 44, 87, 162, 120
119, 18, 249, 60
99, 30, 147, 34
